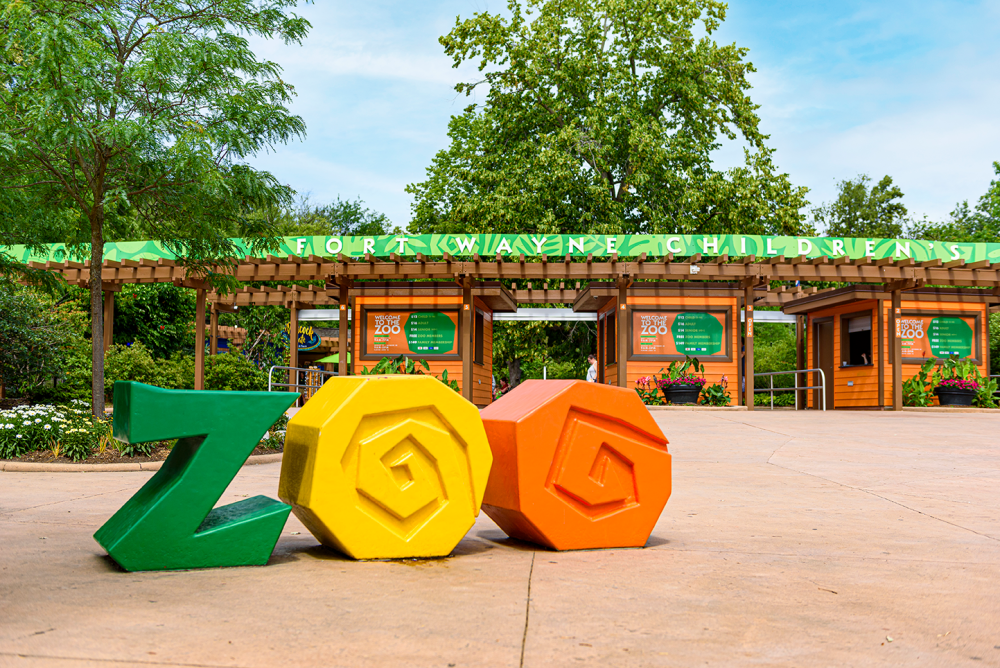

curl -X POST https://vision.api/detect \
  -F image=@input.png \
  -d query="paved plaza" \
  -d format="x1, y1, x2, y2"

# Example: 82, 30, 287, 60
1, 411, 998, 667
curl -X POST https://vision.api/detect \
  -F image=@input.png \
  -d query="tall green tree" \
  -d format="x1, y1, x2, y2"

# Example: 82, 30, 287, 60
270, 196, 400, 236
812, 175, 908, 238
407, 0, 809, 235
0, 0, 310, 415
910, 161, 1000, 243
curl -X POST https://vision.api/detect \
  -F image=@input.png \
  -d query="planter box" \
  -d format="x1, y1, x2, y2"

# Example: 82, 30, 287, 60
934, 387, 977, 407
661, 384, 702, 405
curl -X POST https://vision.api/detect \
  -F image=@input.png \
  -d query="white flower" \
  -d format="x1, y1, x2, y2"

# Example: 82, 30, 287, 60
16, 434, 22, 439
23, 421, 30, 426
34, 418, 41, 423
43, 425, 51, 430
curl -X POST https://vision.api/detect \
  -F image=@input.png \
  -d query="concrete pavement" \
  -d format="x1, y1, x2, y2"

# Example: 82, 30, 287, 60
1, 411, 998, 667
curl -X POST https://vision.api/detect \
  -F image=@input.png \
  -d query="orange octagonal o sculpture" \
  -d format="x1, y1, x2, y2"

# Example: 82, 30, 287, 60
480, 380, 672, 551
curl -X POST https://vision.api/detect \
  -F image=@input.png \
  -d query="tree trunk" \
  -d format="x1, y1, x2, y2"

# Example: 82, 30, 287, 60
90, 214, 105, 417
508, 358, 521, 389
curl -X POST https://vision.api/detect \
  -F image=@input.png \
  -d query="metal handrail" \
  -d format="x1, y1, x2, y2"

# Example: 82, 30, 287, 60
268, 365, 338, 393
753, 368, 827, 411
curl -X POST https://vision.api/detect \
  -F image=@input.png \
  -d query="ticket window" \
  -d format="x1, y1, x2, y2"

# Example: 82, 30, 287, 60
841, 313, 873, 367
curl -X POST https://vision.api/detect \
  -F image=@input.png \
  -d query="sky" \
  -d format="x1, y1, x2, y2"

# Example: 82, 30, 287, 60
246, 0, 1000, 229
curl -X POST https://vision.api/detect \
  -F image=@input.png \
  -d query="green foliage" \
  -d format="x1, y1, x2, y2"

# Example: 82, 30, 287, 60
492, 319, 595, 385
932, 355, 996, 408
902, 359, 935, 407
634, 377, 664, 406
219, 305, 290, 371
0, 287, 71, 399
408, 0, 809, 236
113, 285, 196, 358
0, 0, 310, 414
753, 323, 797, 390
990, 312, 1000, 376
359, 354, 460, 392
700, 377, 732, 406
660, 357, 703, 382
0, 402, 106, 462
104, 343, 161, 395
910, 162, 1000, 243
812, 175, 908, 238
269, 196, 399, 236
205, 353, 269, 392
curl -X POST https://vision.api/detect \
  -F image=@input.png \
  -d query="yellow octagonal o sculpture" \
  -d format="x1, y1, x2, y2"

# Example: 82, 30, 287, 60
278, 375, 493, 559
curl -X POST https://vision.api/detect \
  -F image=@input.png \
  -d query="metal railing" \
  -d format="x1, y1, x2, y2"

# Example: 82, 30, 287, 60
268, 365, 338, 397
753, 368, 827, 411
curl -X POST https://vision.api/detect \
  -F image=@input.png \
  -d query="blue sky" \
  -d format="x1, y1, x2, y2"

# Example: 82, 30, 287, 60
247, 0, 1000, 229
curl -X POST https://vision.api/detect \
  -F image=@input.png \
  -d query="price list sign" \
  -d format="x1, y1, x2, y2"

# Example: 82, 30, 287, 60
900, 315, 975, 359
632, 311, 725, 357
366, 310, 458, 357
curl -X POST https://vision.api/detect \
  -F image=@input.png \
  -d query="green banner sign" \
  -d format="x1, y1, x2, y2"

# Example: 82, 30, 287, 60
928, 317, 974, 359
5, 234, 1000, 264
672, 312, 724, 356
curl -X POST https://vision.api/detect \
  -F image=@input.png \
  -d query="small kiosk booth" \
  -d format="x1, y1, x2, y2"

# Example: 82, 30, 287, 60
351, 282, 516, 407
575, 282, 744, 405
782, 287, 998, 409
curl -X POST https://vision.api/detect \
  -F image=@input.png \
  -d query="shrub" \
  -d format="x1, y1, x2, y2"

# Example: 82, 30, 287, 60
112, 284, 195, 357
205, 352, 268, 392
0, 288, 72, 399
701, 377, 732, 406
104, 342, 160, 395
359, 354, 460, 392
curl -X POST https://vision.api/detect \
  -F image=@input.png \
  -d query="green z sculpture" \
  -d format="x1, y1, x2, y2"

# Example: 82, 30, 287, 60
94, 382, 298, 571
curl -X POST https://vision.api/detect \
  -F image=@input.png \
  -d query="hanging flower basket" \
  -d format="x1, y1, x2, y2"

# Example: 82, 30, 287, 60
659, 377, 706, 405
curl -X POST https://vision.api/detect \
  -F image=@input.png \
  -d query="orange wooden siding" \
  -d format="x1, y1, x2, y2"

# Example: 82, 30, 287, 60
603, 295, 740, 405
352, 294, 490, 403
806, 299, 988, 409
472, 297, 494, 406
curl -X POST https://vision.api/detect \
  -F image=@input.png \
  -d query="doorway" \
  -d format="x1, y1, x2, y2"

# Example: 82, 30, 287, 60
813, 319, 835, 409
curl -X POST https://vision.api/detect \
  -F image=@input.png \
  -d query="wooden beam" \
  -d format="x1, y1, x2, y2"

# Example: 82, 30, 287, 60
462, 278, 474, 402
210, 305, 219, 356
796, 315, 805, 409
617, 279, 628, 388
877, 298, 885, 409
289, 304, 299, 398
339, 279, 350, 377
744, 282, 755, 411
102, 291, 114, 353
892, 289, 902, 410
194, 289, 206, 391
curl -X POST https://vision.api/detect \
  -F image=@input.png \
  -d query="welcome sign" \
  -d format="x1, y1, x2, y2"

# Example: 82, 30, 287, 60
6, 234, 1000, 264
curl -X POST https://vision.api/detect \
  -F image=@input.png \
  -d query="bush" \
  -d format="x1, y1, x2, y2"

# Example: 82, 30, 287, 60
104, 342, 161, 395
753, 323, 797, 391
205, 352, 268, 391
0, 288, 72, 399
112, 284, 195, 358
155, 353, 195, 390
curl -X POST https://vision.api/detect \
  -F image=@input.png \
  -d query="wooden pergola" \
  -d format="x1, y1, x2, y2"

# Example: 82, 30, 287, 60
26, 250, 1000, 409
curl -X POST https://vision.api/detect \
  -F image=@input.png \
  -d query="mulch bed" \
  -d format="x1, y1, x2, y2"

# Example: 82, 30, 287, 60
1, 444, 282, 466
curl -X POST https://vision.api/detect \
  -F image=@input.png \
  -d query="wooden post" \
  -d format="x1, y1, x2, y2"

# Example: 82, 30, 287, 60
744, 282, 755, 411
877, 299, 885, 409
795, 315, 805, 409
892, 289, 902, 410
289, 304, 299, 384
737, 296, 744, 405
194, 289, 206, 390
617, 279, 628, 388
103, 291, 115, 352
462, 278, 474, 402
209, 305, 219, 356
339, 279, 350, 377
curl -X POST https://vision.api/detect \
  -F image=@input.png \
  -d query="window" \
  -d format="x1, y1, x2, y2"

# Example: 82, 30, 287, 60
841, 312, 872, 366
606, 310, 617, 364
474, 309, 485, 364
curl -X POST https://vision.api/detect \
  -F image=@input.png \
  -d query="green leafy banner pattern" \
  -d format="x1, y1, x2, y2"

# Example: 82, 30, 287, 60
6, 234, 1000, 264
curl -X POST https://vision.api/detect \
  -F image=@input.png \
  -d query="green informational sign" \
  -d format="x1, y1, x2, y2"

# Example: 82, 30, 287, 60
405, 311, 457, 355
7, 233, 1000, 264
671, 312, 724, 356
929, 317, 974, 359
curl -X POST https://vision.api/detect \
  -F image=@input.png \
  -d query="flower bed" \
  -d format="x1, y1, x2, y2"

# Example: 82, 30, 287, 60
0, 401, 110, 462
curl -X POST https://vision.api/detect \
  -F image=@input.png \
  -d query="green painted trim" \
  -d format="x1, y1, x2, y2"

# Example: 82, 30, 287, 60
5, 234, 1000, 264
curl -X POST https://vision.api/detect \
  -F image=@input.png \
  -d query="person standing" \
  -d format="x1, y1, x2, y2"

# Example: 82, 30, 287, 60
586, 354, 598, 382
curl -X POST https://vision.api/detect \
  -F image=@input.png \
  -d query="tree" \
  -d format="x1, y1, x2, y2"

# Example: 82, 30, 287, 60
812, 175, 908, 238
910, 161, 1000, 243
0, 287, 71, 400
0, 0, 310, 415
407, 0, 809, 236
271, 196, 400, 236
